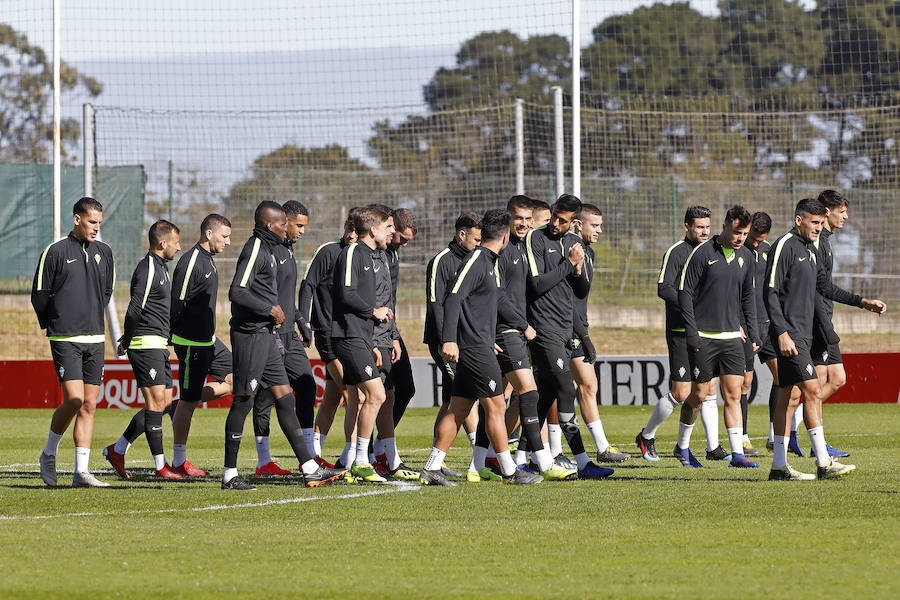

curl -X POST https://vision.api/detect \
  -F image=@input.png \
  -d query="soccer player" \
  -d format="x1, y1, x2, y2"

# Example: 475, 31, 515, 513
33, 197, 115, 487
525, 194, 612, 480
331, 206, 395, 483
676, 205, 759, 469
110, 220, 183, 480
744, 211, 774, 457
419, 209, 543, 486
570, 203, 629, 463
531, 200, 551, 229
636, 206, 723, 462
222, 201, 345, 490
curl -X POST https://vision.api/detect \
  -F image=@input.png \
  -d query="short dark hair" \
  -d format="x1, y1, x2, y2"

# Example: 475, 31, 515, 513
507, 195, 534, 213
750, 211, 772, 235
282, 200, 308, 218
392, 208, 418, 235
149, 219, 179, 247
73, 197, 103, 216
353, 205, 391, 236
576, 203, 602, 220
684, 206, 712, 225
795, 198, 827, 217
455, 212, 481, 233
531, 199, 551, 212
817, 189, 849, 210
369, 203, 393, 214
480, 209, 509, 242
254, 200, 286, 226
201, 213, 231, 233
552, 193, 581, 215
725, 205, 752, 228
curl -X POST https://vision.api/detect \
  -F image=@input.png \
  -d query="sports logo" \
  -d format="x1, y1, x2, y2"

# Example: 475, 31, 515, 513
373, 264, 380, 272
66, 258, 78, 264
678, 366, 686, 377
738, 257, 744, 268
548, 248, 557, 254
149, 368, 157, 381
279, 258, 288, 264
205, 272, 212, 278
365, 365, 373, 376
798, 257, 806, 262
693, 367, 700, 378
822, 352, 828, 361
250, 378, 258, 391
806, 364, 813, 375
556, 358, 564, 370
58, 366, 65, 378
364, 266, 370, 271
516, 360, 522, 366
159, 279, 166, 285
512, 259, 519, 264
94, 253, 101, 264
707, 259, 718, 265
488, 380, 496, 392
230, 433, 242, 440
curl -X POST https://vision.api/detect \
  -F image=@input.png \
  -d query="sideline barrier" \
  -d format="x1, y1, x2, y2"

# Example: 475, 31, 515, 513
1, 353, 897, 409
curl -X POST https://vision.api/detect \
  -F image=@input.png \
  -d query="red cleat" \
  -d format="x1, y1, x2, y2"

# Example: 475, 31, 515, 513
156, 464, 184, 479
256, 461, 291, 476
172, 460, 208, 477
314, 455, 335, 469
102, 444, 130, 480
375, 453, 389, 471
485, 456, 502, 476
372, 460, 391, 479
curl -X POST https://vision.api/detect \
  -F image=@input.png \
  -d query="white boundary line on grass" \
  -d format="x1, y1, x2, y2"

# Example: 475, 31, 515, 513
0, 481, 421, 521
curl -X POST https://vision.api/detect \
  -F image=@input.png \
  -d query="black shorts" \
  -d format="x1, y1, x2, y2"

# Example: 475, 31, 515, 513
666, 331, 691, 383
230, 330, 289, 396
127, 348, 173, 388
280, 331, 314, 384
453, 344, 504, 400
689, 337, 745, 383
569, 337, 585, 360
175, 339, 232, 403
743, 338, 756, 373
315, 330, 338, 364
496, 330, 531, 374
528, 331, 570, 377
50, 340, 105, 386
333, 337, 379, 386
777, 336, 818, 387
375, 345, 394, 389
757, 321, 777, 363
811, 336, 843, 367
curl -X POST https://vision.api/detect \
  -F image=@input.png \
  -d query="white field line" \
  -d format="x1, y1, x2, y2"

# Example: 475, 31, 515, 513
0, 481, 421, 521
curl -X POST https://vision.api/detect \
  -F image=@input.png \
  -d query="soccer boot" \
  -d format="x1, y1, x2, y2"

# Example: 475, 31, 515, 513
172, 460, 208, 477
554, 453, 577, 470
810, 443, 850, 459
728, 454, 759, 468
476, 467, 503, 482
39, 451, 57, 487
72, 471, 110, 488
155, 464, 184, 479
350, 463, 386, 483
635, 431, 660, 462
374, 453, 389, 471
484, 456, 502, 476
303, 465, 347, 488
390, 463, 421, 481
102, 444, 131, 480
765, 439, 775, 451
502, 466, 543, 485
466, 469, 481, 482
255, 461, 291, 476
597, 446, 629, 463
441, 464, 463, 479
577, 461, 614, 480
742, 440, 760, 456
372, 460, 391, 479
705, 446, 730, 461
419, 468, 458, 487
816, 459, 856, 480
314, 455, 335, 469
541, 463, 578, 481
221, 475, 256, 490
787, 431, 805, 457
767, 464, 815, 481
675, 447, 704, 468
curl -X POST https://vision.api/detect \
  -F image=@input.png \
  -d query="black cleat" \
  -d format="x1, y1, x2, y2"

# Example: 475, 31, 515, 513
635, 431, 659, 462
419, 468, 458, 487
221, 475, 256, 490
303, 465, 347, 488
503, 466, 543, 485
706, 446, 730, 461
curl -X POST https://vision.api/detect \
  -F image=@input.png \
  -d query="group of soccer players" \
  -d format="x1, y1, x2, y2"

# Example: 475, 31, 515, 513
32, 189, 884, 488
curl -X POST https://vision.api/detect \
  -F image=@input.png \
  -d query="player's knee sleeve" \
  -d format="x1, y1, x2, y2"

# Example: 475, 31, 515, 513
552, 371, 576, 414
252, 392, 275, 437
518, 390, 539, 417
558, 411, 580, 437
226, 396, 253, 432
124, 408, 146, 444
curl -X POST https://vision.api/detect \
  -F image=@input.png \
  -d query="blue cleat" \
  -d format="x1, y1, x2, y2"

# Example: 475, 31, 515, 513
729, 453, 759, 468
787, 431, 805, 457
811, 443, 850, 459
675, 447, 704, 468
577, 461, 614, 479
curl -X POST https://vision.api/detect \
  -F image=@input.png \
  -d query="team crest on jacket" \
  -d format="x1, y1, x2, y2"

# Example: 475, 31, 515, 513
488, 380, 496, 392
738, 256, 744, 268
94, 253, 101, 264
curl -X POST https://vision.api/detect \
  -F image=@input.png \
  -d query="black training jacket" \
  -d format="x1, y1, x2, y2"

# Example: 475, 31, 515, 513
387, 247, 400, 305
330, 241, 377, 339
657, 237, 700, 332
765, 229, 830, 340
373, 249, 399, 346
229, 226, 281, 334
524, 226, 589, 336
496, 233, 530, 334
678, 236, 758, 344
423, 239, 470, 346
751, 240, 771, 324
273, 238, 300, 336
442, 246, 501, 349
171, 243, 219, 345
812, 228, 861, 317
121, 251, 171, 348
572, 243, 595, 339
298, 238, 347, 333
31, 232, 115, 337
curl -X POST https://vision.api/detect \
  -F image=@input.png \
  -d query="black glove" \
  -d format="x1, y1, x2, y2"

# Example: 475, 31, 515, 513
296, 317, 313, 348
686, 333, 702, 353
579, 335, 597, 364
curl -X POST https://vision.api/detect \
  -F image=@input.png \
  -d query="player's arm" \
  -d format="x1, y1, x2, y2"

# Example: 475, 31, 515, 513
30, 244, 59, 329
764, 241, 792, 339
120, 258, 150, 350
103, 246, 115, 306
426, 258, 449, 341
741, 251, 759, 345
657, 244, 682, 303
229, 240, 274, 317
339, 248, 375, 320
676, 246, 705, 350
525, 231, 574, 296
441, 253, 482, 347
814, 257, 862, 308
169, 253, 195, 326
570, 243, 591, 299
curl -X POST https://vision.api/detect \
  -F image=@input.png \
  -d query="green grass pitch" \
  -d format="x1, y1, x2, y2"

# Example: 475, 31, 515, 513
1, 405, 898, 599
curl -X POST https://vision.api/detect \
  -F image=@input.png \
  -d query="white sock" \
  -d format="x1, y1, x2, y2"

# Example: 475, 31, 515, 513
467, 431, 477, 448
302, 428, 315, 457
339, 442, 352, 467
496, 450, 516, 477
424, 447, 446, 471
587, 420, 609, 453
113, 435, 131, 456
472, 446, 488, 471
347, 441, 357, 467
301, 459, 318, 475
223, 467, 238, 483
172, 444, 187, 468
677, 421, 694, 450
644, 392, 677, 438
153, 454, 166, 471
44, 430, 64, 456
742, 433, 750, 444
808, 426, 829, 467
574, 452, 590, 470
74, 446, 90, 473
791, 405, 802, 432
354, 436, 370, 465
313, 432, 325, 456
773, 435, 788, 468
514, 449, 527, 465
727, 427, 744, 457
701, 396, 719, 451
768, 422, 775, 443
255, 436, 271, 467
383, 437, 401, 470
373, 438, 384, 457
534, 447, 553, 472
548, 424, 563, 456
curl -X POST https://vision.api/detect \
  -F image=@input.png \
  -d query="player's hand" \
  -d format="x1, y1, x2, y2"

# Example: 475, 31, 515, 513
373, 307, 392, 322
568, 243, 584, 267
116, 342, 127, 357
861, 298, 887, 315
373, 347, 382, 369
442, 341, 459, 363
392, 339, 402, 363
740, 325, 747, 343
580, 335, 597, 363
686, 333, 702, 353
778, 331, 798, 357
296, 319, 313, 347
523, 325, 536, 341
269, 305, 285, 327
494, 343, 502, 355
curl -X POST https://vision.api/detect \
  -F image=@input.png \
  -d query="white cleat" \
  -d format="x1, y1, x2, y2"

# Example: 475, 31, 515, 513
39, 452, 57, 487
72, 471, 111, 488
768, 464, 815, 481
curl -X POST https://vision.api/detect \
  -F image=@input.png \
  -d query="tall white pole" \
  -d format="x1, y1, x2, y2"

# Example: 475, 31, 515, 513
515, 98, 524, 195
83, 104, 93, 196
52, 0, 61, 241
553, 86, 564, 197
572, 0, 581, 198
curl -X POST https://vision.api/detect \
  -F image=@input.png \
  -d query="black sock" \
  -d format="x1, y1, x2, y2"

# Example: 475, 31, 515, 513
474, 404, 490, 449
253, 391, 274, 437
145, 410, 164, 458
517, 390, 543, 453
124, 409, 146, 444
224, 396, 253, 469
391, 341, 416, 426
740, 393, 749, 435
768, 383, 779, 423
293, 374, 317, 429
274, 393, 313, 464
